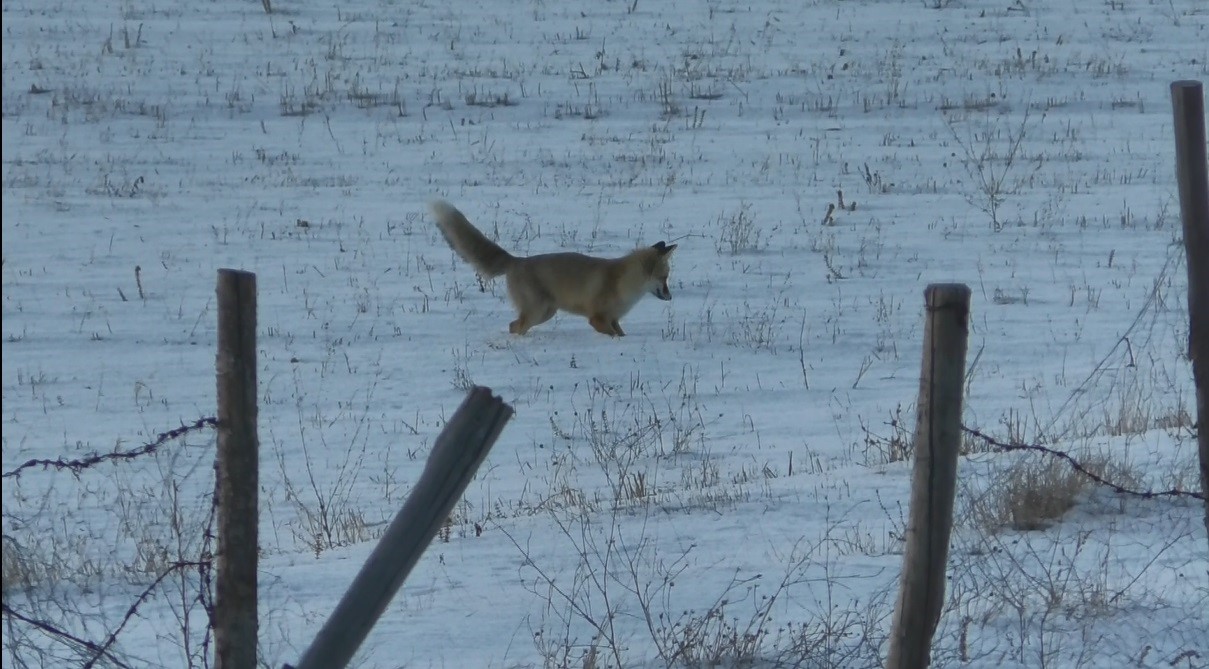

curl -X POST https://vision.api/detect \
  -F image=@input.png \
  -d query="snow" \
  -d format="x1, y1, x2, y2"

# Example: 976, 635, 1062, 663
2, 0, 1207, 667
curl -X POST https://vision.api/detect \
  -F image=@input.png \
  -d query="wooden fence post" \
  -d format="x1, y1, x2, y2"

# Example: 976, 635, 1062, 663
1170, 80, 1209, 548
288, 386, 513, 669
886, 283, 971, 669
215, 269, 259, 669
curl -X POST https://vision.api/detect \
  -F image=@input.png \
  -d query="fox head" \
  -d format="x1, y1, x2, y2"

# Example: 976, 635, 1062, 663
647, 241, 677, 301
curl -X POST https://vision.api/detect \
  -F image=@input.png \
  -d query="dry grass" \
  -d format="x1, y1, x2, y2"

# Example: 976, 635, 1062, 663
972, 451, 1144, 532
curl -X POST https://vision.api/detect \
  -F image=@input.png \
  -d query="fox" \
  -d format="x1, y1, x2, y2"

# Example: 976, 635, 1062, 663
429, 200, 676, 336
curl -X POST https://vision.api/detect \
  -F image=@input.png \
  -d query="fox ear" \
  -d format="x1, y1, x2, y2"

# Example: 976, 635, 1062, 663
652, 241, 677, 256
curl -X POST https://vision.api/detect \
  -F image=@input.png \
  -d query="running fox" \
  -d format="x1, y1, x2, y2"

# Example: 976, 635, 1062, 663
429, 200, 676, 336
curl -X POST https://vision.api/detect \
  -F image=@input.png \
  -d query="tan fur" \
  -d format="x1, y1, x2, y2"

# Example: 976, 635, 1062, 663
429, 200, 676, 336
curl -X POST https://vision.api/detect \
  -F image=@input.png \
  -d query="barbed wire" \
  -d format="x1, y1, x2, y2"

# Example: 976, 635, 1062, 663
196, 480, 219, 664
1, 558, 213, 669
81, 559, 212, 669
2, 416, 218, 480
962, 424, 1205, 502
3, 424, 221, 668
0, 602, 134, 669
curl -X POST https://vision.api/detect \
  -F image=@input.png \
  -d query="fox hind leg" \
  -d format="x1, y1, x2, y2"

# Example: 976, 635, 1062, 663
506, 274, 557, 335
510, 305, 556, 335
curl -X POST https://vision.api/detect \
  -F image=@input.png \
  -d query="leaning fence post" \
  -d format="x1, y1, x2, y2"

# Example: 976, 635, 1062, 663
215, 269, 259, 669
1170, 80, 1209, 548
886, 283, 971, 669
288, 386, 514, 669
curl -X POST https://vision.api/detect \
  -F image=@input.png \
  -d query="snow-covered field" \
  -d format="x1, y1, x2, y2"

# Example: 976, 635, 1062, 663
3, 0, 1207, 667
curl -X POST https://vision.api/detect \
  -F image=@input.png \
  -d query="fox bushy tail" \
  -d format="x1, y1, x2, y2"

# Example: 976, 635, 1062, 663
429, 200, 515, 279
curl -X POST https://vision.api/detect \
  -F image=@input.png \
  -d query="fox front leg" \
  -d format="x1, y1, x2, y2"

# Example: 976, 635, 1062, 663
589, 315, 622, 337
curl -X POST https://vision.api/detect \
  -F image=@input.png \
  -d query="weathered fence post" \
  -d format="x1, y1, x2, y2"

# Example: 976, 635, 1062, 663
886, 283, 971, 669
288, 386, 513, 669
215, 269, 259, 669
1170, 80, 1209, 547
